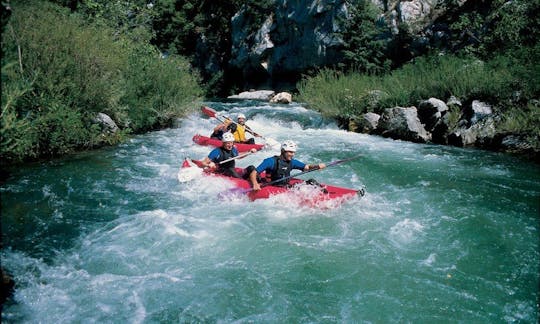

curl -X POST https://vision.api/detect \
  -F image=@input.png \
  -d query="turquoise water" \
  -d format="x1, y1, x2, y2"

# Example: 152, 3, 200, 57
1, 101, 539, 323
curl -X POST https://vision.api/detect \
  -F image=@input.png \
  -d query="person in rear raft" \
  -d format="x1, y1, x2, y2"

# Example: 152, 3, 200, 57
246, 140, 326, 191
200, 132, 257, 178
210, 116, 237, 140
233, 113, 261, 144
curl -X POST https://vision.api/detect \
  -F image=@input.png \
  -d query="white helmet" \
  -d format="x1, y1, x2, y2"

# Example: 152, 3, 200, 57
222, 132, 235, 142
281, 140, 297, 152
237, 113, 246, 120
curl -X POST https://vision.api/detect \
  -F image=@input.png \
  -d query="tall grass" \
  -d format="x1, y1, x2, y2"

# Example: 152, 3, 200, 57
499, 103, 540, 148
1, 0, 203, 163
297, 54, 528, 118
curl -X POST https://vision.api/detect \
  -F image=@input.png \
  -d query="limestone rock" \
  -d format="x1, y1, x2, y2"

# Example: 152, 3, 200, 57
417, 97, 448, 131
94, 113, 118, 134
270, 92, 292, 104
378, 106, 431, 143
228, 90, 275, 101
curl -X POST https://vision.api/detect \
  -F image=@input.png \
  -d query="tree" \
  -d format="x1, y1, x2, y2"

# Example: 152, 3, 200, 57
338, 0, 391, 74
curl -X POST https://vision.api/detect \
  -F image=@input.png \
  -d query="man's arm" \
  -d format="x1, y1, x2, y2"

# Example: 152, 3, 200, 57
249, 158, 274, 191
244, 124, 261, 137
201, 156, 216, 169
249, 169, 261, 191
300, 160, 326, 171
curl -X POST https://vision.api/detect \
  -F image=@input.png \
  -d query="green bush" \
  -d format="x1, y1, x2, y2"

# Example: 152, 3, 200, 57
0, 80, 39, 161
297, 69, 380, 118
120, 43, 203, 132
1, 0, 203, 164
34, 102, 93, 155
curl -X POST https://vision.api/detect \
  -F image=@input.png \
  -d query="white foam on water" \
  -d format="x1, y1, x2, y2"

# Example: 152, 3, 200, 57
389, 218, 425, 246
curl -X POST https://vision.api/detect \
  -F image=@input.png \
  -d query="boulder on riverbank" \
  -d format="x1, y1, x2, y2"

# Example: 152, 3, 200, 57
228, 90, 292, 104
376, 107, 431, 143
228, 90, 275, 101
345, 97, 539, 161
93, 112, 119, 134
269, 92, 292, 104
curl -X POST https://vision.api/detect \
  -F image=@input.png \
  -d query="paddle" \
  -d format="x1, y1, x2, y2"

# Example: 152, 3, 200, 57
219, 151, 255, 164
177, 158, 203, 182
264, 155, 361, 187
201, 106, 280, 148
226, 154, 363, 195
178, 151, 255, 182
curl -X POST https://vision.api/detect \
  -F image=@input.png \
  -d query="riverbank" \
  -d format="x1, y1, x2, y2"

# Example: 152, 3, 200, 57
296, 54, 540, 163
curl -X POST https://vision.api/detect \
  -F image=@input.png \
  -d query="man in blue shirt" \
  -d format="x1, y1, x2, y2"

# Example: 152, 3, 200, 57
200, 132, 256, 178
247, 140, 326, 191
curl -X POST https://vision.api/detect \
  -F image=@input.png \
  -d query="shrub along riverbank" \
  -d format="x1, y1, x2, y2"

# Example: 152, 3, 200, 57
297, 51, 540, 160
1, 0, 203, 165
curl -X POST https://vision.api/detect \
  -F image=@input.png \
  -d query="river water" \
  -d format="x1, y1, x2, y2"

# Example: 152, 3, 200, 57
1, 100, 539, 323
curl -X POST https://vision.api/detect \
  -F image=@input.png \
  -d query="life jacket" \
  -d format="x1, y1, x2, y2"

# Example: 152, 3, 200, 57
215, 147, 236, 173
233, 124, 247, 142
210, 129, 224, 139
267, 155, 293, 186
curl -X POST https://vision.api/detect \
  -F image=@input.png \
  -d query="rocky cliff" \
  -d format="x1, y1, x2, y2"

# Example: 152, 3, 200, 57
227, 0, 469, 89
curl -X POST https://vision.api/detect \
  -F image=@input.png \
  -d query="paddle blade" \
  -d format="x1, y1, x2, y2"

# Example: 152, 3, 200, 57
217, 187, 251, 200
201, 106, 217, 118
358, 187, 366, 197
177, 159, 203, 182
264, 137, 280, 148
177, 167, 202, 182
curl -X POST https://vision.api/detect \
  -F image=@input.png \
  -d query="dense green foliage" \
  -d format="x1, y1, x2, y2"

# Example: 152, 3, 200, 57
150, 0, 273, 96
448, 0, 540, 58
1, 0, 203, 164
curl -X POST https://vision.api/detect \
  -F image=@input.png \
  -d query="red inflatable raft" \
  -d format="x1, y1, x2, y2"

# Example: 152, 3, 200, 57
179, 158, 362, 207
192, 134, 265, 153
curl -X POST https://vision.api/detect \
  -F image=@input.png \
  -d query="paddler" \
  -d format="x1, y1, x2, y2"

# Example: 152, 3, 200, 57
200, 132, 256, 178
210, 116, 237, 140
232, 113, 260, 144
247, 140, 326, 191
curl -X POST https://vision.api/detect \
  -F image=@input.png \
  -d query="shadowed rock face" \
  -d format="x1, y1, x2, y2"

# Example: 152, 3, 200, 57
230, 0, 348, 88
226, 0, 468, 89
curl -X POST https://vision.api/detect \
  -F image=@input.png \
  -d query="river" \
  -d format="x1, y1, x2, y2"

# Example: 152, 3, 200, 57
1, 100, 539, 323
